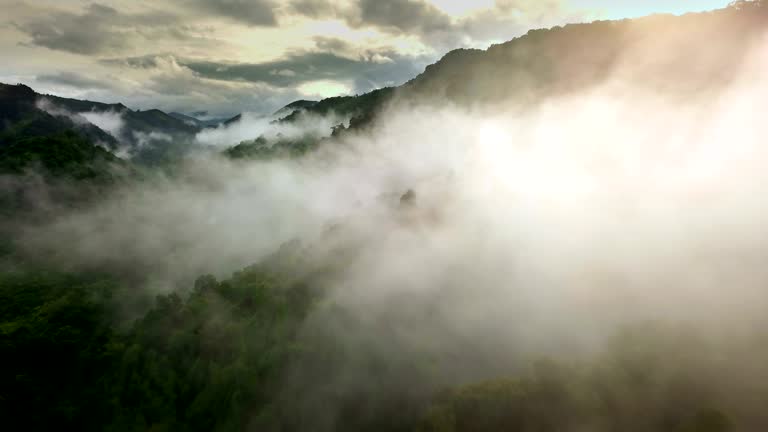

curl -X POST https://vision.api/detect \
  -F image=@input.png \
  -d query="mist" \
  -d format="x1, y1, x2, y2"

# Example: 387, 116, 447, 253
24, 47, 768, 319
9, 19, 768, 430
195, 109, 347, 148
80, 109, 125, 138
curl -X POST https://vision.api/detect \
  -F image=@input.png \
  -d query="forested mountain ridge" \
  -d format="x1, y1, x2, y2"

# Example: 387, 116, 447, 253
40, 91, 200, 138
397, 8, 764, 106
0, 82, 200, 140
3, 2, 768, 431
0, 83, 118, 147
3, 2, 768, 163
232, 1, 768, 155
0, 82, 206, 167
169, 112, 232, 128
5, 2, 765, 166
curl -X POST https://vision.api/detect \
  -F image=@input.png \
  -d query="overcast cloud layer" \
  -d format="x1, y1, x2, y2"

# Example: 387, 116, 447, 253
1, 0, 730, 116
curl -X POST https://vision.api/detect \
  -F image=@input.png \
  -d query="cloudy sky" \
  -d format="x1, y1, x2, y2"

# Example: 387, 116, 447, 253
1, 0, 730, 117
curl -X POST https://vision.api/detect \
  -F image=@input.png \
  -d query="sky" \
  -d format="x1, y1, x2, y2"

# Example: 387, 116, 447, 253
0, 0, 732, 117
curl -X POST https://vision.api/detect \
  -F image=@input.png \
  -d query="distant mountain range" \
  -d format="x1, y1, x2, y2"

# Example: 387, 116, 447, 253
0, 83, 119, 147
0, 80, 327, 169
0, 82, 197, 145
1, 2, 766, 170
268, 3, 768, 133
0, 82, 320, 150
168, 112, 236, 129
44, 95, 198, 138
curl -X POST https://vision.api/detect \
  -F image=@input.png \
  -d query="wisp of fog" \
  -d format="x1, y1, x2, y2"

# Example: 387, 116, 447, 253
14, 30, 768, 430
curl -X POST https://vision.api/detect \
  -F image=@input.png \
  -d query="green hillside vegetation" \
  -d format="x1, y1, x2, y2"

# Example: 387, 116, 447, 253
225, 135, 322, 160
0, 83, 119, 147
418, 329, 733, 432
3, 2, 768, 431
279, 87, 395, 124
0, 252, 747, 431
226, 88, 391, 160
227, 3, 768, 161
0, 131, 123, 179
0, 82, 205, 167
273, 100, 318, 118
0, 243, 324, 431
44, 94, 199, 137
401, 1, 767, 106
328, 1, 765, 114
0, 130, 131, 224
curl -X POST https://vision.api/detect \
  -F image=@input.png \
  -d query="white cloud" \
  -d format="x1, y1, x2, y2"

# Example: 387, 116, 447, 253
195, 109, 345, 148
80, 110, 126, 138
298, 79, 352, 98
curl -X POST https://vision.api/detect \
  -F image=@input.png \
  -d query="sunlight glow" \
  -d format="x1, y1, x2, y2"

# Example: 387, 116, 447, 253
298, 80, 352, 98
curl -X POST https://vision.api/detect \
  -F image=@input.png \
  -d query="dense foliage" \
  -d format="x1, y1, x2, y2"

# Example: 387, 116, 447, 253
0, 258, 742, 431
0, 248, 320, 431
0, 84, 118, 147
0, 131, 122, 178
2, 3, 768, 431
225, 135, 321, 160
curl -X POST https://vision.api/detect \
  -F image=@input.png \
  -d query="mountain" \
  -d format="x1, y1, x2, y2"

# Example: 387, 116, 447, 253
222, 100, 318, 131
222, 3, 768, 163
0, 86, 130, 217
0, 130, 123, 180
169, 112, 231, 128
0, 85, 130, 194
282, 3, 768, 127
0, 82, 201, 147
4, 2, 767, 166
0, 83, 118, 147
44, 95, 200, 142
5, 3, 766, 164
399, 9, 763, 107
279, 99, 317, 111
5, 3, 768, 432
273, 99, 317, 118
0, 82, 211, 166
168, 111, 201, 126
222, 113, 243, 126
280, 87, 394, 125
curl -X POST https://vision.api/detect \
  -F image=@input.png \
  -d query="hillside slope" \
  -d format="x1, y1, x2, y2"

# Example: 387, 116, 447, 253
45, 93, 199, 138
0, 83, 118, 147
293, 2, 767, 122
0, 82, 208, 165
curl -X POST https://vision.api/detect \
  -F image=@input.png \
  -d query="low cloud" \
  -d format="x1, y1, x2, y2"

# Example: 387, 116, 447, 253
195, 109, 344, 148
35, 97, 86, 122
34, 97, 124, 149
36, 97, 124, 139
13, 36, 768, 427
80, 110, 126, 139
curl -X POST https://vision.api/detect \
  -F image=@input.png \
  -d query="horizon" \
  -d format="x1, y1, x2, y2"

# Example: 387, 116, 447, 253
2, 0, 731, 118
